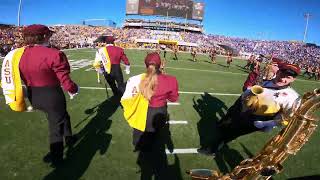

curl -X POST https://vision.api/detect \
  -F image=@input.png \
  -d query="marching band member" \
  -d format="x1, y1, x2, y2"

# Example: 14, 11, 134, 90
209, 48, 216, 64
121, 52, 179, 152
173, 46, 179, 60
226, 51, 233, 67
242, 57, 282, 91
1, 24, 78, 166
243, 54, 255, 69
93, 36, 131, 96
191, 48, 197, 62
198, 62, 301, 156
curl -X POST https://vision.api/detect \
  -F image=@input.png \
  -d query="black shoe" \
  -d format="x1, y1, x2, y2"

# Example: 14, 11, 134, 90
43, 152, 53, 164
65, 135, 78, 147
43, 152, 63, 167
197, 148, 216, 156
50, 158, 63, 168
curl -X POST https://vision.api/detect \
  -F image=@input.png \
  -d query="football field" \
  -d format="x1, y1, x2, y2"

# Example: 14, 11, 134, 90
0, 48, 319, 180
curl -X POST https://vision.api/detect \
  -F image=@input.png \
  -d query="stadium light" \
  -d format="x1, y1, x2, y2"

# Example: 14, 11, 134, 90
303, 13, 311, 43
17, 0, 22, 26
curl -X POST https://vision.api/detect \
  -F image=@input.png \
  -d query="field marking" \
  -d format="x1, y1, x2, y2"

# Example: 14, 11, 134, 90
167, 102, 180, 105
78, 60, 319, 84
68, 59, 92, 72
166, 148, 198, 154
168, 120, 188, 124
130, 65, 320, 84
132, 65, 248, 76
79, 86, 241, 96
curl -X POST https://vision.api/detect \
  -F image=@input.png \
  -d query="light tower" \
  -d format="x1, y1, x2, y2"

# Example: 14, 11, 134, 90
303, 13, 311, 43
17, 0, 23, 26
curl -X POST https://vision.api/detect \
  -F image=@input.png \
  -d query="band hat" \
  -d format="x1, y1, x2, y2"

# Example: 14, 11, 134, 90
23, 24, 54, 36
145, 52, 161, 67
105, 36, 115, 44
271, 57, 284, 65
279, 63, 301, 75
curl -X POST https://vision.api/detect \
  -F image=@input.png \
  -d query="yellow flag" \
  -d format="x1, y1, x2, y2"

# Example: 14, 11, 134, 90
102, 47, 111, 74
121, 93, 148, 132
1, 47, 26, 111
121, 74, 148, 132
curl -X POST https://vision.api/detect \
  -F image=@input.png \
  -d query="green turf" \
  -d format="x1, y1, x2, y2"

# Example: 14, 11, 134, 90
0, 48, 319, 180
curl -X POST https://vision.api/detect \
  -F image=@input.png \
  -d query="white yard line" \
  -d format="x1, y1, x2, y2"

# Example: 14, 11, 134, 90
179, 91, 241, 96
167, 102, 180, 105
77, 61, 319, 84
168, 120, 188, 124
130, 65, 320, 84
131, 65, 248, 76
166, 148, 198, 154
79, 86, 241, 96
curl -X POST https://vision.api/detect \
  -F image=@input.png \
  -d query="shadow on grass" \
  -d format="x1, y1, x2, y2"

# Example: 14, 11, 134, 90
193, 92, 228, 149
43, 95, 121, 180
193, 93, 255, 173
203, 60, 216, 64
136, 123, 183, 180
239, 143, 254, 158
214, 144, 246, 173
217, 63, 230, 68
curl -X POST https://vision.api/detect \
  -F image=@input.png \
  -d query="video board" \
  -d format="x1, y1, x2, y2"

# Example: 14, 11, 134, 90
126, 0, 204, 21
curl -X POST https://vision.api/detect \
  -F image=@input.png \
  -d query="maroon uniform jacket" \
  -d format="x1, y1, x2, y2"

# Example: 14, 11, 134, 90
149, 74, 179, 108
106, 45, 130, 65
19, 45, 78, 93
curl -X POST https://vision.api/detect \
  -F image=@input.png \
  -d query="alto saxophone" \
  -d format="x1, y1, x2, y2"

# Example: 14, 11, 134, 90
187, 88, 320, 180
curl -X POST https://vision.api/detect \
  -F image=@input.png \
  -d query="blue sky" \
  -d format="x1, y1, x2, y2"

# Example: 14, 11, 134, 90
1, 0, 319, 44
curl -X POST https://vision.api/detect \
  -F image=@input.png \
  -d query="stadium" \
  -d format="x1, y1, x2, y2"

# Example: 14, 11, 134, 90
0, 0, 320, 180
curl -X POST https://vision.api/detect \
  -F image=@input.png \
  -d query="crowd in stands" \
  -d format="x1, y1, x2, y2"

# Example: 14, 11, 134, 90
0, 24, 319, 76
0, 25, 23, 56
125, 19, 202, 29
124, 19, 203, 33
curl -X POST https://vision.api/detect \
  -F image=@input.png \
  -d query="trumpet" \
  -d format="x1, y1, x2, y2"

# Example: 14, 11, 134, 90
242, 85, 280, 116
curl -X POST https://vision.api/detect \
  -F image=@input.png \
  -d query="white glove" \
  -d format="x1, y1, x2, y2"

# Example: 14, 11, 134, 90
68, 86, 79, 100
97, 67, 105, 74
125, 65, 130, 75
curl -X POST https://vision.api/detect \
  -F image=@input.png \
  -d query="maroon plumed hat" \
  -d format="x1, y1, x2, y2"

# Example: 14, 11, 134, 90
145, 52, 161, 67
105, 36, 115, 44
23, 24, 54, 36
271, 57, 284, 65
279, 63, 301, 75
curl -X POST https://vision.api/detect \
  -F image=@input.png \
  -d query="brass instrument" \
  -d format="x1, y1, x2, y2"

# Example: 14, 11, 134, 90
188, 88, 320, 180
242, 85, 280, 116
255, 55, 275, 85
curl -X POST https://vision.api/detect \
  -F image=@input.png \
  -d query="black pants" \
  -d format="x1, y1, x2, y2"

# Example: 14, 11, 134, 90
103, 64, 125, 96
212, 97, 270, 152
132, 106, 168, 150
27, 86, 72, 144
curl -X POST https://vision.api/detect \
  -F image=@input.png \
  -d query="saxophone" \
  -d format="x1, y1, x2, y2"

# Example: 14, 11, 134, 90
187, 88, 320, 180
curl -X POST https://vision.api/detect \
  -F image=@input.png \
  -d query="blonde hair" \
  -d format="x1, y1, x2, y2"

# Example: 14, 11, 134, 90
139, 64, 158, 100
